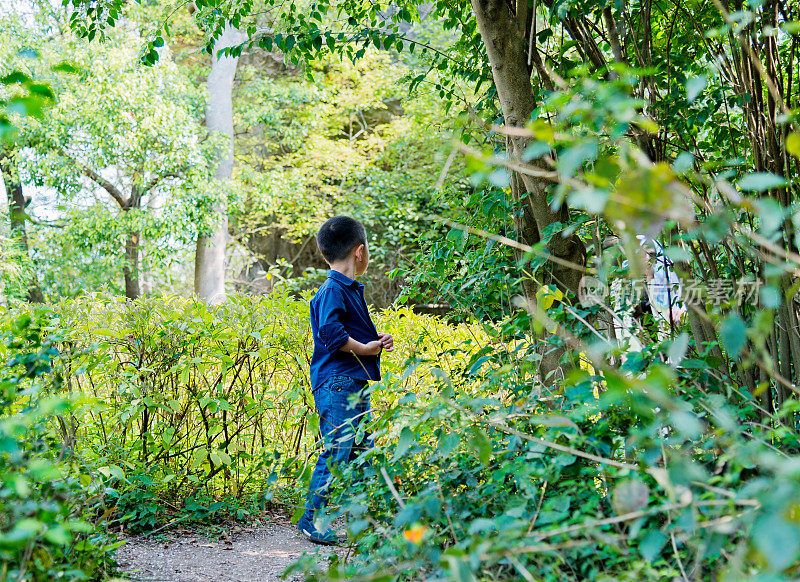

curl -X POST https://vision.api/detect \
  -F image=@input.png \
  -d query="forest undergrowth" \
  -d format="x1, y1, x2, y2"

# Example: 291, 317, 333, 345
3, 286, 800, 581
4, 0, 800, 581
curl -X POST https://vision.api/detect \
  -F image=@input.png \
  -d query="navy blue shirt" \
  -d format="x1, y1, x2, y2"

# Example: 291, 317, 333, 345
309, 270, 381, 390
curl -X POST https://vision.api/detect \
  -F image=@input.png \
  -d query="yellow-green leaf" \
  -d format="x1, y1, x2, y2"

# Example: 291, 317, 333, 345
787, 133, 800, 158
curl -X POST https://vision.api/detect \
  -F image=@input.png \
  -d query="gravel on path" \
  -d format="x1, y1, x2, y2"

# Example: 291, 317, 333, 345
115, 513, 345, 581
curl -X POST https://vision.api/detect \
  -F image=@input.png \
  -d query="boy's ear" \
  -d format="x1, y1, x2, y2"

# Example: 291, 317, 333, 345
354, 243, 365, 260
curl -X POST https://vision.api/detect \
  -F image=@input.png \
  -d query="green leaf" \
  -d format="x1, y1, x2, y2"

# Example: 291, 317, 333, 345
392, 427, 414, 462
44, 525, 71, 545
639, 529, 667, 561
754, 198, 786, 236
670, 410, 703, 439
66, 520, 94, 533
753, 514, 800, 572
444, 555, 478, 582
291, 504, 305, 524
7, 96, 46, 118
7, 518, 42, 544
190, 448, 207, 470
438, 432, 459, 457
664, 246, 692, 263
98, 464, 126, 481
349, 519, 369, 535
786, 133, 800, 158
686, 75, 707, 103
568, 187, 609, 213
28, 83, 54, 99
782, 21, 800, 33
672, 151, 694, 173
10, 474, 31, 497
720, 314, 747, 356
487, 168, 510, 188
469, 427, 492, 464
667, 333, 689, 367
760, 285, 781, 308
2, 71, 31, 85
522, 141, 550, 161
216, 450, 232, 465
27, 459, 60, 480
557, 142, 597, 178
91, 328, 118, 337
467, 518, 496, 534
737, 172, 787, 192
308, 413, 319, 436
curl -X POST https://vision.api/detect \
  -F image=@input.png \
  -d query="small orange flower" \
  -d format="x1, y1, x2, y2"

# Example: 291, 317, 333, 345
403, 524, 428, 545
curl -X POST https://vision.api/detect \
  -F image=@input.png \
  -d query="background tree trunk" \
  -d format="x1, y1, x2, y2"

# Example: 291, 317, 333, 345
1, 151, 44, 303
470, 0, 586, 384
194, 24, 246, 304
123, 229, 140, 300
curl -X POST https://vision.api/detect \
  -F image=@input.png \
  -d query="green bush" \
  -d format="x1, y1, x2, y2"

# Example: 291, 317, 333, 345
41, 292, 481, 532
0, 310, 116, 581
7, 292, 798, 581
289, 316, 800, 581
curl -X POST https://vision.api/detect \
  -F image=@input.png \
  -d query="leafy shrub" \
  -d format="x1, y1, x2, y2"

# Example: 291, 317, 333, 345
9, 290, 798, 581
288, 315, 800, 581
0, 310, 116, 581
35, 292, 482, 532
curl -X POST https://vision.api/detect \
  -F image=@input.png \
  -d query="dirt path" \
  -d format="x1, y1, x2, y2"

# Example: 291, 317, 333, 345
115, 513, 343, 581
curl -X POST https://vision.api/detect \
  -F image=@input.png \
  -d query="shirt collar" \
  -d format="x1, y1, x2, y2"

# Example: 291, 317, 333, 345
327, 269, 362, 289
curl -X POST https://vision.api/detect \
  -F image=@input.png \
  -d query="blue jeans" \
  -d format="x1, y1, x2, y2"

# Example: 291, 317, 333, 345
304, 375, 373, 518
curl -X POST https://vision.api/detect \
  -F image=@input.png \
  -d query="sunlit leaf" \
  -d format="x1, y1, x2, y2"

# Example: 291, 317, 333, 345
686, 75, 707, 103
737, 172, 786, 192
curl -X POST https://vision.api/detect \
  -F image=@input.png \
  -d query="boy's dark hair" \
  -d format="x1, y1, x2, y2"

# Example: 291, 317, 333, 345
317, 216, 367, 263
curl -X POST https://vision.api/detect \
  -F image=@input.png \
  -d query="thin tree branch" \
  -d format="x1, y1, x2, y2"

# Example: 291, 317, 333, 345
64, 152, 128, 208
711, 0, 796, 131
428, 213, 590, 275
139, 171, 185, 195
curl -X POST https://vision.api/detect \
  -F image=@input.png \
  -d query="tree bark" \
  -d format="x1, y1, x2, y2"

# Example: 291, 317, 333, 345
123, 229, 141, 300
470, 0, 586, 384
194, 24, 246, 304
1, 151, 44, 303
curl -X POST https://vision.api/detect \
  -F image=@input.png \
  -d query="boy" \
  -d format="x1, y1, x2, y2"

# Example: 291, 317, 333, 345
298, 216, 393, 545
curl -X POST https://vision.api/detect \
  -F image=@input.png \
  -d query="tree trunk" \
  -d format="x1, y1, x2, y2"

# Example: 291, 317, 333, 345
1, 151, 44, 303
194, 24, 246, 304
470, 0, 586, 384
123, 230, 141, 300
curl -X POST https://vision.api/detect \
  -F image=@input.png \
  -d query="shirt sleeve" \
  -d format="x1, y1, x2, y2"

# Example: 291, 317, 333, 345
316, 288, 350, 353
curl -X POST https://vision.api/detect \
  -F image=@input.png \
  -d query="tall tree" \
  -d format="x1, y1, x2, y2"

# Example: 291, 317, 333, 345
0, 149, 44, 302
194, 23, 246, 304
22, 36, 215, 299
468, 0, 586, 381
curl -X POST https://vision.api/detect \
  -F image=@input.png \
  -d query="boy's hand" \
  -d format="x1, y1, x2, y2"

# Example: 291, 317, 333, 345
378, 332, 394, 352
363, 340, 383, 356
